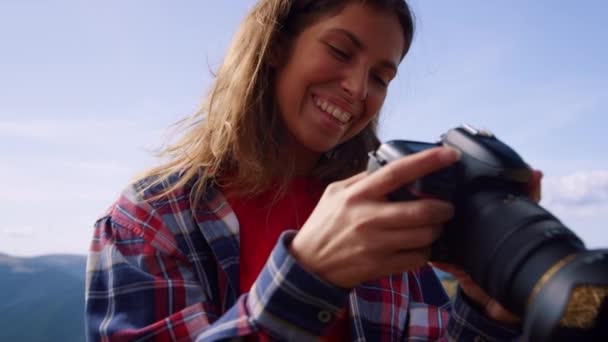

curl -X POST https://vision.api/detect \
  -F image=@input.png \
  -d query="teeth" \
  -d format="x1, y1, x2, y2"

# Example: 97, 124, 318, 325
314, 96, 352, 124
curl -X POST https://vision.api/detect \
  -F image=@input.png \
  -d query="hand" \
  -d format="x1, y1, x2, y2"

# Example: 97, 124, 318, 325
289, 147, 460, 289
433, 262, 521, 325
433, 168, 544, 325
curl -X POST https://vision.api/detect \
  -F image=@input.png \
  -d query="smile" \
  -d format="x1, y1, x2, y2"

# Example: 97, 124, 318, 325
313, 96, 353, 124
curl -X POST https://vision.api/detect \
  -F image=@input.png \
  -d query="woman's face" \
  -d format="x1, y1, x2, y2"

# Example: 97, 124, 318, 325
274, 3, 404, 169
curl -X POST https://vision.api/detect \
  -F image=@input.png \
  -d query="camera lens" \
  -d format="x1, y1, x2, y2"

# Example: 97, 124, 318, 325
524, 250, 608, 341
451, 188, 608, 340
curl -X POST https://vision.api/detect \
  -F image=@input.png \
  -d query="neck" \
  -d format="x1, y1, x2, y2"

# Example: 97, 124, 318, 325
286, 141, 322, 177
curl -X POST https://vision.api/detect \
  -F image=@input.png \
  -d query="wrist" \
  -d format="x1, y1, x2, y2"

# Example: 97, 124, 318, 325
287, 234, 315, 271
287, 234, 353, 289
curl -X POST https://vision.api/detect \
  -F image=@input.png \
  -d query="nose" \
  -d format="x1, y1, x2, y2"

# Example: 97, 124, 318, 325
341, 66, 369, 102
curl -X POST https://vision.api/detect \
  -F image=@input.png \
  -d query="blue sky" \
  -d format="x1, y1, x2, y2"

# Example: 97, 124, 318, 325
1, 0, 606, 256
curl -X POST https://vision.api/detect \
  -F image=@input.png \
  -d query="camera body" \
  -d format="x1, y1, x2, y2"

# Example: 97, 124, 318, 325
367, 125, 608, 341
367, 124, 550, 266
368, 124, 532, 203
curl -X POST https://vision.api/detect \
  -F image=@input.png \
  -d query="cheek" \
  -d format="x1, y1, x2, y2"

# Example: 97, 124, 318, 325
359, 92, 384, 129
341, 112, 378, 143
341, 92, 385, 141
368, 90, 386, 114
301, 49, 344, 83
279, 56, 342, 114
275, 68, 303, 116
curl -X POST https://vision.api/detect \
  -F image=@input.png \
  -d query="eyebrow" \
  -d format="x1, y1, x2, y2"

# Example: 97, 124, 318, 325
329, 28, 398, 73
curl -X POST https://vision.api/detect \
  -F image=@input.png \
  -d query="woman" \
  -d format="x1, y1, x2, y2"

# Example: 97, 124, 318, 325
86, 0, 536, 340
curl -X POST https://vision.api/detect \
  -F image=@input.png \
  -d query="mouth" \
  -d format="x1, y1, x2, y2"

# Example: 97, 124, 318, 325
313, 95, 354, 124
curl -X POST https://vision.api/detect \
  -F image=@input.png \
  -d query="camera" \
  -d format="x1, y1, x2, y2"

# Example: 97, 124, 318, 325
367, 124, 608, 341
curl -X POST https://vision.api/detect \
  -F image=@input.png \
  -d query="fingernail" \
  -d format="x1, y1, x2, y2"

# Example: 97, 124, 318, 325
439, 147, 461, 163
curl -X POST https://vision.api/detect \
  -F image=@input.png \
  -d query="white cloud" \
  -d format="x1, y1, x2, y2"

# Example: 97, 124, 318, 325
540, 170, 608, 248
543, 170, 608, 206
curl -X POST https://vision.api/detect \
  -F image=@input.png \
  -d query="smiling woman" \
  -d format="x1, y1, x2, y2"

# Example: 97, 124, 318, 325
84, 1, 523, 341
274, 4, 403, 173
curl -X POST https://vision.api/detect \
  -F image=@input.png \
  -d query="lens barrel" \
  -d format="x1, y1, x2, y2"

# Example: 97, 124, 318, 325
453, 189, 607, 340
524, 249, 608, 341
456, 190, 583, 311
410, 183, 608, 340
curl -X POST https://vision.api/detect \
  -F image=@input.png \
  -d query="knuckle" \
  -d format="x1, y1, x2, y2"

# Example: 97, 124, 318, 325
385, 165, 403, 184
379, 162, 402, 185
353, 214, 374, 233
420, 201, 453, 223
325, 182, 341, 194
410, 202, 435, 223
342, 189, 361, 206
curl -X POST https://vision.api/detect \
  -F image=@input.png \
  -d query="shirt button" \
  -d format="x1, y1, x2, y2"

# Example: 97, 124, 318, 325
317, 310, 332, 323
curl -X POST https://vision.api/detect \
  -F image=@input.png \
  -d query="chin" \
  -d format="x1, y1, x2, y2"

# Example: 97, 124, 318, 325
305, 139, 341, 154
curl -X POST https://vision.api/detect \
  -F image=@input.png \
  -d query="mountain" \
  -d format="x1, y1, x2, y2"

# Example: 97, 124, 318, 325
0, 253, 458, 341
0, 253, 87, 342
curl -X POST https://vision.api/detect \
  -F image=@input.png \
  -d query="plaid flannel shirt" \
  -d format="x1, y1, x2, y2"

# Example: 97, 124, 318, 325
85, 175, 521, 341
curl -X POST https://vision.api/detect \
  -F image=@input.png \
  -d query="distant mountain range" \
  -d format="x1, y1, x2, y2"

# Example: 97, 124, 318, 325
0, 253, 457, 342
0, 253, 87, 342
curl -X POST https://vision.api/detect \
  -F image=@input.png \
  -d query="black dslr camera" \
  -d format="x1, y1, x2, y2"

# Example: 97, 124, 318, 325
367, 124, 608, 341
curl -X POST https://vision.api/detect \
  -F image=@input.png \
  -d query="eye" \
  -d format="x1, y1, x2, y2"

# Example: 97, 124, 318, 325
372, 74, 389, 88
327, 44, 350, 61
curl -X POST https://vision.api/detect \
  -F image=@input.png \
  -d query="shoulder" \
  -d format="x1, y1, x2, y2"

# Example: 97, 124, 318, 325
114, 171, 226, 218
95, 172, 222, 256
111, 173, 191, 225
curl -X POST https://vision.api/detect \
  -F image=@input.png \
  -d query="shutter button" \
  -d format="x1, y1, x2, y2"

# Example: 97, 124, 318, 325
317, 310, 332, 323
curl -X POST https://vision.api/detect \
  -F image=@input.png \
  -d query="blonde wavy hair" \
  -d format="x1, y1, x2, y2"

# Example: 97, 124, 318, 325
137, 0, 415, 206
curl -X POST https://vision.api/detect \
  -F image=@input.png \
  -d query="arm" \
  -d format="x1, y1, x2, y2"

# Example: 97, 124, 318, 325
85, 213, 229, 341
85, 197, 350, 341
206, 231, 350, 341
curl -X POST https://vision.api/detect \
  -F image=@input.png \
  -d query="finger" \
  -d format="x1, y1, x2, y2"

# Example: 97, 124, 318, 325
368, 225, 443, 253
485, 301, 520, 324
381, 248, 432, 275
351, 146, 460, 200
534, 169, 543, 202
392, 225, 444, 250
526, 169, 543, 202
373, 199, 454, 228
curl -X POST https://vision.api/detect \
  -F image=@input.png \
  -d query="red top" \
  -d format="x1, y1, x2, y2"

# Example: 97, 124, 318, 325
225, 177, 349, 341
